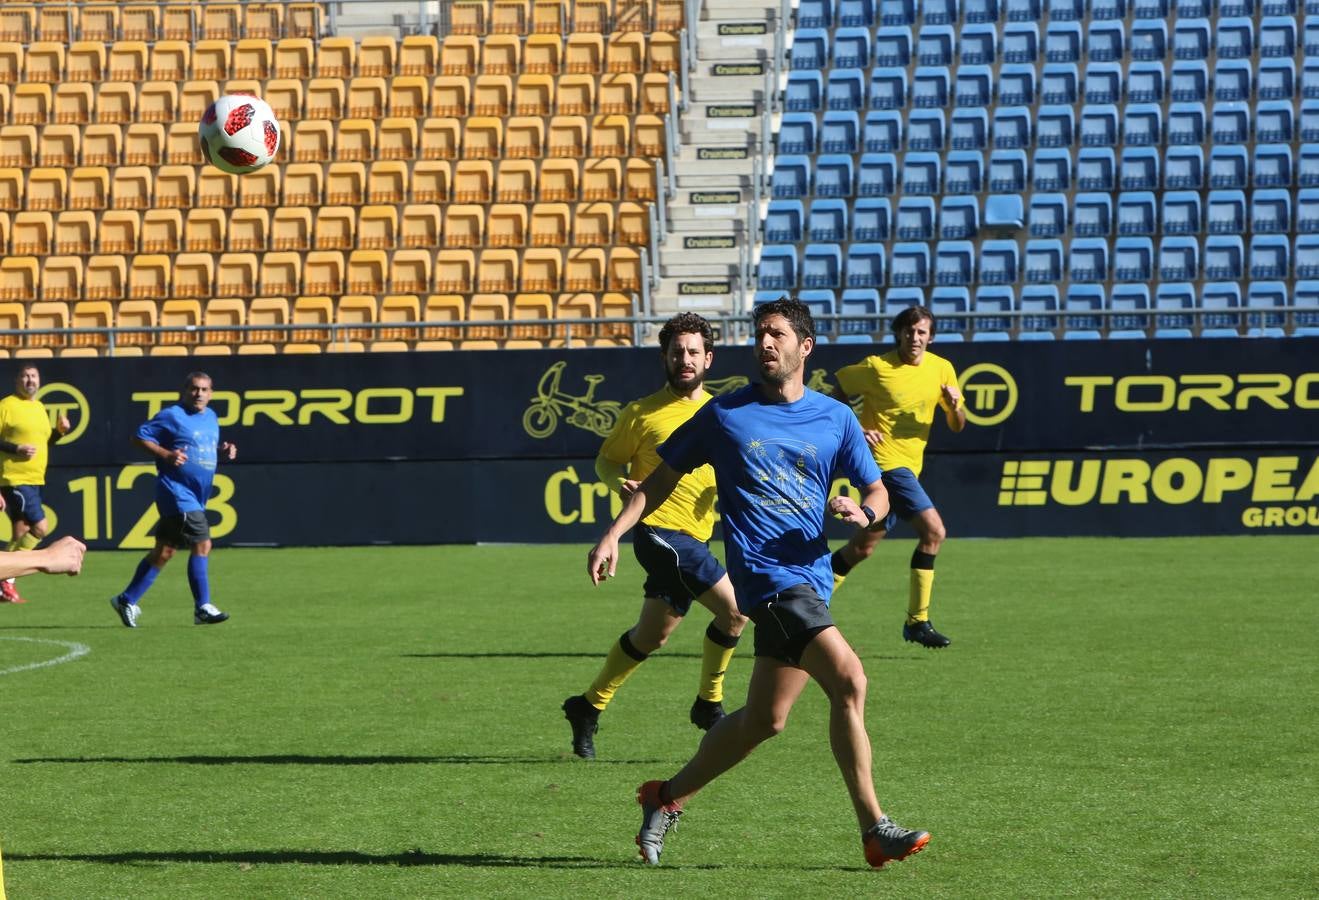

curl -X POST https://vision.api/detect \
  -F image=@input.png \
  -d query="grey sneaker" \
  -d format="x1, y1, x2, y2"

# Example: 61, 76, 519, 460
635, 780, 683, 865
110, 595, 140, 628
862, 815, 930, 868
194, 603, 229, 625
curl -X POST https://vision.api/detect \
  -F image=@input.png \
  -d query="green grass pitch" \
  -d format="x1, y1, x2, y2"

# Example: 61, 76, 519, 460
1, 536, 1316, 898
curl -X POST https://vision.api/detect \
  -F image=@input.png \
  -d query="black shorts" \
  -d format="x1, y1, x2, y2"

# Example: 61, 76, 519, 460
1, 485, 46, 526
155, 510, 211, 548
631, 524, 727, 615
748, 584, 836, 667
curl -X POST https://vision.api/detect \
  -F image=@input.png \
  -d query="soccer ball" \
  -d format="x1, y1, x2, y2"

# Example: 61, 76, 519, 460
198, 94, 281, 175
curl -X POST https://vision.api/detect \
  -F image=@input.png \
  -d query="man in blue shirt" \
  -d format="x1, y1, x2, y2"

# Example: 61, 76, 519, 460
111, 372, 237, 628
587, 298, 931, 870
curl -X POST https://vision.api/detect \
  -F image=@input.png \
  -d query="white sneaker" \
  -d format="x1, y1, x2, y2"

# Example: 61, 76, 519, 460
194, 603, 229, 625
110, 595, 140, 628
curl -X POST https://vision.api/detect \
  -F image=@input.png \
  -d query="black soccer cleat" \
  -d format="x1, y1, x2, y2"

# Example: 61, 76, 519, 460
903, 620, 951, 649
562, 694, 600, 759
689, 696, 726, 731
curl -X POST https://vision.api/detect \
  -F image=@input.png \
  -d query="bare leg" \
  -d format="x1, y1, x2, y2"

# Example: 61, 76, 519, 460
691, 574, 748, 638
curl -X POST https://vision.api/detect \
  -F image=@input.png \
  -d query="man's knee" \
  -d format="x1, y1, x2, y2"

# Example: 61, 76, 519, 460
716, 609, 748, 637
629, 622, 667, 654
740, 705, 790, 741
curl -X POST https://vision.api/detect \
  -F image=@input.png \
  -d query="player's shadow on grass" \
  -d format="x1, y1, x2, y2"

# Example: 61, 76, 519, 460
13, 753, 666, 766
402, 651, 706, 660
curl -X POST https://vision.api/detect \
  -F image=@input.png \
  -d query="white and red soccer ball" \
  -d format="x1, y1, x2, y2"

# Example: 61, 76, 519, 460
198, 94, 281, 175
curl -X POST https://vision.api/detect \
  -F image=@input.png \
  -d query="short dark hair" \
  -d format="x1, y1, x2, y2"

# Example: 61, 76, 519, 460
658, 312, 714, 354
753, 297, 816, 342
891, 305, 936, 339
183, 371, 212, 388
15, 364, 38, 377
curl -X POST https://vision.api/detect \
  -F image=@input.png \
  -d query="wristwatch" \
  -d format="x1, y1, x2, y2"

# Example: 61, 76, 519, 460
861, 504, 877, 525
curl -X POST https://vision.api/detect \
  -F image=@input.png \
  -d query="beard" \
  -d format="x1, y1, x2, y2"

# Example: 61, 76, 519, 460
760, 347, 803, 385
666, 367, 704, 391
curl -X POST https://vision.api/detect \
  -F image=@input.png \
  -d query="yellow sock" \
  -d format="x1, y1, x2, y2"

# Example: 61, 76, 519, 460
698, 625, 739, 703
584, 633, 647, 710
907, 568, 935, 624
1, 838, 7, 900
4, 538, 18, 553
18, 532, 40, 551
833, 572, 846, 592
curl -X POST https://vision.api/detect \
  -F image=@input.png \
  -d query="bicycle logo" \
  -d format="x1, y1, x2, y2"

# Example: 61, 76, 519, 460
522, 361, 622, 439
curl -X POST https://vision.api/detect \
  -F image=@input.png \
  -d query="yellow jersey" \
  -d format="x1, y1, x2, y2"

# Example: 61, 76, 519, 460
835, 350, 959, 477
596, 385, 717, 542
0, 394, 54, 486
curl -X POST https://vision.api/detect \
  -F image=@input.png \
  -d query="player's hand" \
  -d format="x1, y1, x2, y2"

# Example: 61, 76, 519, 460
169, 448, 189, 466
17, 443, 37, 460
221, 441, 238, 461
862, 428, 884, 449
40, 536, 86, 576
587, 538, 620, 586
942, 383, 962, 407
827, 496, 868, 528
56, 414, 71, 435
618, 479, 641, 502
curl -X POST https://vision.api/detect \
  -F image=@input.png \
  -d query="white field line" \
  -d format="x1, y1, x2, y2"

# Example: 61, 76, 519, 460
0, 637, 91, 676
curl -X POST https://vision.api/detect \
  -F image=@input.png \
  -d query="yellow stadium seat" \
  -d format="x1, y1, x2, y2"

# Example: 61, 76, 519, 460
513, 74, 552, 116
440, 35, 478, 76
618, 202, 649, 244
80, 4, 120, 41
600, 73, 637, 114
149, 41, 190, 81
468, 292, 511, 339
185, 208, 227, 252
0, 301, 23, 348
400, 35, 439, 76
539, 159, 580, 201
600, 291, 635, 338
335, 294, 378, 342
533, 0, 567, 33
244, 4, 284, 40
478, 249, 518, 293
196, 168, 237, 209
110, 41, 149, 82
435, 250, 475, 293
0, 125, 36, 167
531, 202, 570, 246
71, 299, 112, 346
326, 340, 365, 353
495, 160, 535, 202
193, 344, 236, 355
105, 346, 143, 357
306, 78, 345, 119
246, 296, 290, 343
179, 80, 220, 123
347, 77, 386, 119
347, 250, 387, 294
326, 162, 365, 206
259, 251, 302, 296
582, 157, 622, 200
84, 256, 126, 300
451, 1, 489, 36
634, 115, 665, 157
0, 211, 7, 254
338, 118, 377, 162
548, 115, 587, 157
96, 210, 139, 253
384, 76, 426, 119
217, 252, 258, 297
95, 82, 136, 125
512, 292, 555, 338
271, 206, 313, 249
281, 165, 322, 208
274, 38, 314, 80
608, 247, 642, 291
200, 4, 240, 41
419, 118, 460, 161
122, 5, 159, 41
566, 246, 606, 291
492, 0, 529, 34
239, 166, 280, 208
317, 36, 355, 78
624, 158, 657, 200
130, 253, 173, 299
555, 291, 600, 340
431, 76, 470, 117
41, 256, 82, 301
11, 211, 51, 255
524, 34, 563, 74
615, 0, 651, 31
313, 206, 354, 250
162, 122, 201, 165
173, 253, 216, 298
264, 78, 303, 121
229, 208, 270, 251
304, 251, 345, 295
415, 340, 456, 351
79, 124, 117, 166
574, 201, 614, 245
452, 160, 493, 204
53, 83, 92, 125
292, 295, 333, 343
650, 31, 681, 73
115, 299, 159, 347
27, 167, 67, 212
142, 209, 182, 253
556, 74, 594, 115
280, 342, 321, 354
111, 166, 152, 211
36, 5, 71, 42
444, 204, 485, 248
138, 82, 179, 124
233, 38, 272, 80
522, 249, 562, 291
159, 298, 203, 345
12, 83, 50, 125
401, 204, 442, 248
204, 297, 247, 344
66, 41, 106, 83
123, 124, 164, 166
366, 160, 407, 204
379, 294, 422, 340
473, 74, 512, 116
292, 119, 332, 162
152, 165, 194, 210
358, 36, 397, 77
28, 301, 70, 349
149, 345, 192, 356
489, 204, 527, 247
389, 250, 432, 294
591, 114, 630, 157
0, 257, 38, 301
565, 33, 603, 74
606, 32, 645, 73
368, 340, 410, 353
574, 0, 611, 33
377, 118, 418, 161
0, 42, 27, 84
0, 8, 34, 45
640, 73, 671, 114
192, 39, 231, 80
476, 34, 516, 75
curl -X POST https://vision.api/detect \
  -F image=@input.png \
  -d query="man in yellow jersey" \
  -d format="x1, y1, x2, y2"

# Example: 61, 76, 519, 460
562, 313, 748, 759
0, 365, 71, 604
831, 306, 966, 648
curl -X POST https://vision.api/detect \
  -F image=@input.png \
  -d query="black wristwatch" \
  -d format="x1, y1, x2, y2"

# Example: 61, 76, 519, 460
861, 504, 877, 525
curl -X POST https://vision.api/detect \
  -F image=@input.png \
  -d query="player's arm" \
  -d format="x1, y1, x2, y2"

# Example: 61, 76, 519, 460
134, 435, 187, 466
586, 462, 683, 585
0, 536, 86, 579
594, 452, 631, 497
940, 382, 967, 433
48, 414, 71, 444
828, 478, 890, 530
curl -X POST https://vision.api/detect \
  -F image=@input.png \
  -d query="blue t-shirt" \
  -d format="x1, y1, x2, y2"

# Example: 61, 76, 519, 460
659, 385, 882, 611
137, 404, 221, 515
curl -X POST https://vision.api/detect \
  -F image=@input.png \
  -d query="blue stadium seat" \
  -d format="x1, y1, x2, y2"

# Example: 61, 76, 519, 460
839, 287, 881, 334
929, 287, 970, 339
1165, 148, 1204, 189
1263, 0, 1295, 12
1288, 281, 1319, 335
833, 27, 874, 68
825, 69, 866, 111
1216, 18, 1253, 59
1250, 236, 1290, 280
1176, 0, 1209, 14
1220, 0, 1253, 13
1042, 64, 1077, 107
921, 0, 959, 24
1161, 191, 1202, 234
1307, 19, 1319, 56
890, 243, 930, 285
1214, 63, 1252, 104
845, 243, 887, 287
1063, 284, 1105, 338
764, 200, 805, 243
1029, 193, 1067, 237
945, 151, 984, 193
935, 241, 975, 285
1048, 0, 1083, 19
1025, 238, 1064, 282
1170, 62, 1209, 104
869, 67, 907, 109
880, 0, 916, 23
940, 195, 980, 237
790, 29, 830, 70
1209, 146, 1248, 189
950, 109, 988, 149
971, 285, 1014, 334
1032, 148, 1071, 191
1297, 235, 1319, 277
1080, 105, 1119, 147
821, 110, 860, 152
1199, 283, 1242, 337
838, 0, 877, 25
800, 289, 838, 335
901, 152, 941, 195
1255, 102, 1294, 144
1076, 148, 1116, 190
912, 66, 950, 108
884, 287, 926, 318
906, 110, 946, 151
1045, 24, 1082, 63
814, 154, 855, 197
1173, 19, 1210, 60
1127, 63, 1164, 103
979, 239, 1019, 284
955, 66, 992, 107
998, 65, 1036, 106
1261, 16, 1296, 57
1300, 101, 1319, 141
1088, 23, 1124, 62
1254, 148, 1294, 191
802, 243, 843, 288
852, 198, 891, 241
1259, 61, 1295, 101
797, 0, 834, 28
808, 198, 849, 241
1245, 282, 1289, 337
960, 25, 998, 64
1019, 285, 1059, 338
1297, 189, 1319, 232
1118, 192, 1157, 235
1037, 105, 1074, 148
1005, 0, 1041, 19
1152, 283, 1195, 337
771, 156, 811, 198
1084, 64, 1121, 104
863, 111, 902, 152
1159, 235, 1200, 280
1131, 20, 1167, 61
1204, 235, 1245, 280
896, 196, 937, 239
874, 26, 912, 65
1109, 285, 1151, 337
858, 152, 897, 195
1251, 190, 1291, 233
1091, 0, 1125, 17
992, 107, 1031, 149
1123, 104, 1161, 147
1114, 237, 1154, 282
1069, 237, 1109, 281
1207, 190, 1246, 234
1167, 103, 1205, 145
985, 192, 1025, 228
965, 0, 999, 21
1003, 24, 1039, 62
778, 113, 817, 155
917, 25, 955, 65
785, 71, 824, 112
757, 246, 798, 290
1120, 149, 1159, 191
988, 150, 1028, 192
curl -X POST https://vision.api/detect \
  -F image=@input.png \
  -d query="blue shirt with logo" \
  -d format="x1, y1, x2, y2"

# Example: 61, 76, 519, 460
659, 385, 881, 610
137, 404, 221, 515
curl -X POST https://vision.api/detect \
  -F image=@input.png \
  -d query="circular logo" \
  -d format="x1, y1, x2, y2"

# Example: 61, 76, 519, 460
36, 382, 90, 444
958, 363, 1018, 427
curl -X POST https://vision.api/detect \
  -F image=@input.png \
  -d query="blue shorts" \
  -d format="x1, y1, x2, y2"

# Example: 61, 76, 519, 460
879, 467, 934, 533
631, 524, 727, 615
1, 485, 46, 526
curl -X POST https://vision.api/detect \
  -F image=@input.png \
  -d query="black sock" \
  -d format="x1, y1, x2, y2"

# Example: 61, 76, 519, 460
831, 549, 855, 577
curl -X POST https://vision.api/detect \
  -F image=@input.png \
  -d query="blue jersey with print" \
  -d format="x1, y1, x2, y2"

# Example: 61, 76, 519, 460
137, 404, 221, 515
659, 385, 881, 610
